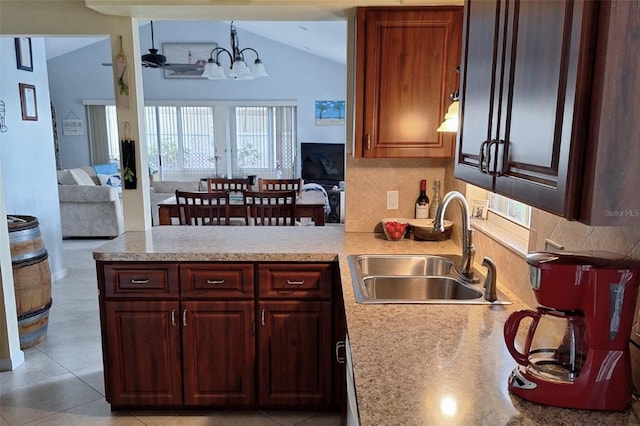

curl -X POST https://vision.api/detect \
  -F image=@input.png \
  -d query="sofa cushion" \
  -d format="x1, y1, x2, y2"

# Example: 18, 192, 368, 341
57, 170, 77, 185
69, 168, 96, 186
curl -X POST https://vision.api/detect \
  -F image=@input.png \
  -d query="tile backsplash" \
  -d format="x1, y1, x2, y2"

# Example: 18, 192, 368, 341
344, 156, 451, 233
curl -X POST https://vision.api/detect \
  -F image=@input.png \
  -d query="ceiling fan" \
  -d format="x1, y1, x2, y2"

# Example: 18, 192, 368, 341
103, 21, 204, 73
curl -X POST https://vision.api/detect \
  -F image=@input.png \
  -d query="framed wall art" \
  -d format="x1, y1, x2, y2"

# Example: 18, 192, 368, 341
162, 43, 217, 79
19, 83, 38, 121
15, 37, 33, 72
315, 100, 345, 126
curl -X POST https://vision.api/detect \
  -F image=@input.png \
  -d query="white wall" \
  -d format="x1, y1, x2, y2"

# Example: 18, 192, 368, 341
47, 21, 348, 169
0, 37, 65, 279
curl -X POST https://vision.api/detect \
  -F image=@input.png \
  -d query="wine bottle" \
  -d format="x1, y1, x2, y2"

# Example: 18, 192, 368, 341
415, 179, 430, 219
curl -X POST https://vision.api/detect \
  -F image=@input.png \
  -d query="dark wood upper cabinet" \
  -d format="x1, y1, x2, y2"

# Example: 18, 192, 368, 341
456, 0, 640, 225
354, 6, 463, 158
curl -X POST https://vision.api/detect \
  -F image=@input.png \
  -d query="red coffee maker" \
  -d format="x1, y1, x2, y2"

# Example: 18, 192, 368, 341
503, 251, 640, 410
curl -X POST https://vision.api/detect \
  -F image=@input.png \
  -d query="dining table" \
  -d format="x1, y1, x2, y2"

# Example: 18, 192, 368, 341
157, 190, 327, 226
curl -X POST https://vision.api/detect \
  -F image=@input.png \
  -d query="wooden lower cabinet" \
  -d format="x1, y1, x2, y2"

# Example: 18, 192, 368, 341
258, 301, 333, 407
182, 300, 255, 406
103, 301, 183, 407
98, 261, 341, 410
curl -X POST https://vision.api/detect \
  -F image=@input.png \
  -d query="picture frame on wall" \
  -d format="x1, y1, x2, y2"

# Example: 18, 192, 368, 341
19, 83, 38, 121
15, 37, 33, 72
162, 43, 217, 79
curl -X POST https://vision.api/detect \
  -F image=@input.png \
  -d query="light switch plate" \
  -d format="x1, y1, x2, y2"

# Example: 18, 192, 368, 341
387, 190, 399, 210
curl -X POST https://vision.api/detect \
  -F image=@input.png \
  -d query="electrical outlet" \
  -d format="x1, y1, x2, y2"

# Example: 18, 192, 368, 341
387, 190, 399, 209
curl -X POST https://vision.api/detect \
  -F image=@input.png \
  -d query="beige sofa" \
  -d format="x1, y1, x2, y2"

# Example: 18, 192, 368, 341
150, 180, 203, 225
57, 167, 124, 238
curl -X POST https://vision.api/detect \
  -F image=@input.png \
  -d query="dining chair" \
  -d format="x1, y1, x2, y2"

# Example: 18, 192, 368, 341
258, 178, 303, 196
175, 190, 230, 226
245, 190, 297, 226
207, 177, 251, 193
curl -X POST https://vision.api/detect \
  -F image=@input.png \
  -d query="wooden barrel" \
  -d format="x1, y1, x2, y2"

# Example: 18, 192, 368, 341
7, 215, 52, 349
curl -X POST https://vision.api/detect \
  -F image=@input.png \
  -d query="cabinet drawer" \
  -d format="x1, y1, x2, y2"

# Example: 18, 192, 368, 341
258, 263, 333, 299
180, 264, 254, 299
103, 263, 179, 299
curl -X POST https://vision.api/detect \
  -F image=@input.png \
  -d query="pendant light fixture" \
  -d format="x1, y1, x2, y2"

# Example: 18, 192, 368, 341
437, 66, 460, 133
202, 21, 268, 80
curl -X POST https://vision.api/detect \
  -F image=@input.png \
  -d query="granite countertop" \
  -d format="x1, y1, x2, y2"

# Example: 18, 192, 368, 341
94, 226, 640, 425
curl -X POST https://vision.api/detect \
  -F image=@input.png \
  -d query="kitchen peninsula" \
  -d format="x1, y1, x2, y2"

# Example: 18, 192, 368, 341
94, 227, 639, 425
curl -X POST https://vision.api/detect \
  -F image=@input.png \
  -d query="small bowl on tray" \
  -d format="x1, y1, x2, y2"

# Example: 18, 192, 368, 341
408, 218, 453, 241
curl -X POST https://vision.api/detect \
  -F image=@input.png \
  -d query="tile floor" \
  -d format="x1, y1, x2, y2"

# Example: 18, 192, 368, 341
1, 239, 341, 426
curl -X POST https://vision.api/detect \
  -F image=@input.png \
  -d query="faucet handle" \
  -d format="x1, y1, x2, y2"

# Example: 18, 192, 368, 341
482, 257, 497, 302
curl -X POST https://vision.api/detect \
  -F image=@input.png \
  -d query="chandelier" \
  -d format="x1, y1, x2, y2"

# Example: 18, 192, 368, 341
202, 21, 269, 80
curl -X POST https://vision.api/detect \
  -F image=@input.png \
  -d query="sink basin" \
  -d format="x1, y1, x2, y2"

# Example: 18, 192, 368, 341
355, 254, 454, 276
362, 276, 483, 302
347, 254, 511, 305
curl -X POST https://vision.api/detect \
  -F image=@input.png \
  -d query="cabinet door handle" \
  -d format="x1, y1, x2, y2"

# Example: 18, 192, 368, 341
335, 341, 346, 364
206, 279, 225, 285
130, 279, 150, 285
171, 309, 176, 326
479, 140, 489, 173
366, 134, 371, 150
182, 309, 187, 327
261, 309, 266, 327
486, 139, 505, 176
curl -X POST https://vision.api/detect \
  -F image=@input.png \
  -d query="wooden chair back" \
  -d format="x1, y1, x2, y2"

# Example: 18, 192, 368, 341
258, 178, 302, 195
245, 190, 297, 226
175, 190, 230, 226
207, 177, 251, 193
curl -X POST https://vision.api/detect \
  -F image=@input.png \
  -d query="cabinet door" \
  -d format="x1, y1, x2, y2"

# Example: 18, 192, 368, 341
103, 301, 182, 407
457, 0, 598, 215
355, 7, 462, 158
181, 301, 255, 406
494, 0, 596, 214
258, 301, 332, 408
455, 0, 502, 190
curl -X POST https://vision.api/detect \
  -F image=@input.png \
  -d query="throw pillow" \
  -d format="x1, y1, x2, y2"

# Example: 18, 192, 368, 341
94, 163, 118, 175
69, 168, 96, 186
97, 173, 122, 188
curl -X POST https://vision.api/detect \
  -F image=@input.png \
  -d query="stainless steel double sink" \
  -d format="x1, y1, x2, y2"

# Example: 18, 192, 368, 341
347, 254, 511, 305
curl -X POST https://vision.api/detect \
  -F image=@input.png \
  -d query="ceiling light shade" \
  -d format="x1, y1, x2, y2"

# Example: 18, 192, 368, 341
202, 21, 268, 81
230, 60, 252, 80
202, 60, 227, 80
250, 59, 269, 78
437, 100, 459, 133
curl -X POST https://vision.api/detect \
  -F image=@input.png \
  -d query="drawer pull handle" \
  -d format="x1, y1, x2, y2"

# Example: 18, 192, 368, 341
130, 279, 150, 285
286, 280, 304, 286
206, 279, 225, 285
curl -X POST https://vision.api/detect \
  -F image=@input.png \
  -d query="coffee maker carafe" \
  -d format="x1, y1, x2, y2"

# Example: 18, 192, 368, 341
503, 251, 640, 410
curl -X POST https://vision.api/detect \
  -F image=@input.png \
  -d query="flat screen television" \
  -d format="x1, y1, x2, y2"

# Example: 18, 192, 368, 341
300, 142, 345, 189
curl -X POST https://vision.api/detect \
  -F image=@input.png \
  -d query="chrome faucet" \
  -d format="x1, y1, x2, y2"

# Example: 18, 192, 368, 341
433, 191, 476, 282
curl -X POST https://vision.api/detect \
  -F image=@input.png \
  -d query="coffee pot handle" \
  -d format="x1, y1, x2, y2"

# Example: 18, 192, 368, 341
503, 309, 541, 366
